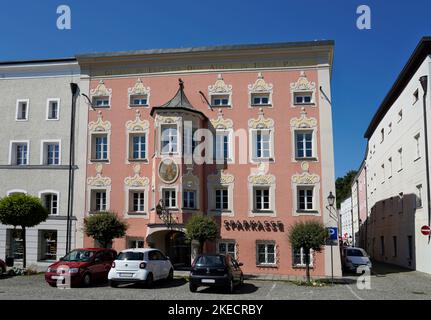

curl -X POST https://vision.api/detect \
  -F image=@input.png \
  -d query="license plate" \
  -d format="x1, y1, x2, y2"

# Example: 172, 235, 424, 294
118, 273, 133, 277
51, 276, 64, 280
201, 279, 215, 284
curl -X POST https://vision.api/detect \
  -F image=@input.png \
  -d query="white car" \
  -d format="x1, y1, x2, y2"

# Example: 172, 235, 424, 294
342, 247, 372, 272
108, 248, 174, 287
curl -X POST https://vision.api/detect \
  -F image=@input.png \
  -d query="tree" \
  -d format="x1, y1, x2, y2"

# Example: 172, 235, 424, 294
0, 194, 49, 268
288, 221, 328, 283
335, 170, 358, 209
84, 211, 127, 248
185, 215, 218, 254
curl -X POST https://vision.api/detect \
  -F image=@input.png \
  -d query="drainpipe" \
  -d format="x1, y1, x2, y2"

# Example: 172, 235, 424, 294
364, 164, 369, 252
419, 76, 430, 233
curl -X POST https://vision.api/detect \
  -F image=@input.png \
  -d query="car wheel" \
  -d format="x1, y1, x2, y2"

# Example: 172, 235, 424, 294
227, 278, 234, 294
109, 280, 118, 288
167, 268, 174, 281
48, 282, 57, 288
146, 273, 154, 288
189, 283, 197, 292
82, 273, 91, 287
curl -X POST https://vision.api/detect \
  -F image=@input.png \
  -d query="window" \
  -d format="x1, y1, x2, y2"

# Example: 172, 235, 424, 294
42, 193, 58, 215
130, 134, 146, 160
294, 92, 312, 105
393, 236, 397, 258
183, 190, 196, 209
398, 192, 404, 214
163, 189, 176, 208
91, 190, 107, 212
380, 236, 385, 256
211, 95, 230, 107
129, 191, 145, 213
388, 157, 393, 178
398, 148, 403, 171
92, 97, 110, 108
293, 247, 314, 267
7, 229, 24, 260
413, 89, 419, 104
129, 239, 145, 248
129, 95, 148, 107
16, 100, 28, 120
407, 236, 413, 260
298, 187, 314, 211
38, 230, 57, 261
219, 241, 236, 259
251, 93, 270, 106
252, 130, 271, 159
47, 99, 59, 120
43, 142, 60, 165
92, 134, 108, 160
295, 131, 313, 158
11, 142, 28, 165
388, 122, 392, 134
254, 188, 270, 211
415, 134, 421, 159
398, 109, 403, 122
183, 127, 198, 156
416, 185, 423, 208
380, 128, 384, 143
215, 189, 229, 210
161, 125, 178, 154
256, 242, 276, 265
215, 131, 229, 161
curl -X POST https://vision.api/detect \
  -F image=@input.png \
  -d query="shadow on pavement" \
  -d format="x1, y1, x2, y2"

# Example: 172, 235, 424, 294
112, 278, 187, 290
196, 283, 259, 295
370, 261, 415, 276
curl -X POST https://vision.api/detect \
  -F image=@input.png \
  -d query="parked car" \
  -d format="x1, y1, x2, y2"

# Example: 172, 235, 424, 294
189, 254, 244, 293
0, 259, 6, 275
342, 247, 372, 272
45, 248, 117, 287
108, 248, 174, 288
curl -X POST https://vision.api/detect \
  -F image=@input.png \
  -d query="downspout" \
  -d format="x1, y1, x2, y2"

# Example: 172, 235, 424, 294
364, 164, 369, 252
419, 76, 430, 236
356, 179, 360, 248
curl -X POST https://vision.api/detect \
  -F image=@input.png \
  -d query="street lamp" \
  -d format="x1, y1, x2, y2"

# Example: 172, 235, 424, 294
327, 192, 335, 207
326, 191, 336, 286
156, 199, 174, 229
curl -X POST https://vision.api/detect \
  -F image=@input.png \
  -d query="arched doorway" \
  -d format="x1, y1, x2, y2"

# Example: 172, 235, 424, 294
165, 231, 191, 270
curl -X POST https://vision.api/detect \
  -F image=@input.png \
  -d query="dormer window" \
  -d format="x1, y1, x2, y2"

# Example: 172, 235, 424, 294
161, 125, 178, 154
251, 93, 270, 106
248, 73, 273, 108
93, 97, 110, 108
90, 80, 112, 109
294, 92, 313, 105
290, 71, 316, 107
208, 74, 232, 108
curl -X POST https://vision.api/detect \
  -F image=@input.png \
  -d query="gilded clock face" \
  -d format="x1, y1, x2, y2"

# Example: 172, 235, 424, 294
158, 158, 179, 184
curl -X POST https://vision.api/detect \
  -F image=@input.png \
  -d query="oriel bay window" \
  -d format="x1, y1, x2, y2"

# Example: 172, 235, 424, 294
161, 125, 178, 154
92, 134, 108, 161
295, 131, 313, 159
183, 190, 196, 209
129, 134, 146, 160
256, 241, 276, 266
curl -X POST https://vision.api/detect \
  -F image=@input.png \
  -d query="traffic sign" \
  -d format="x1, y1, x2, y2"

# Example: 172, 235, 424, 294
421, 225, 431, 236
327, 227, 338, 241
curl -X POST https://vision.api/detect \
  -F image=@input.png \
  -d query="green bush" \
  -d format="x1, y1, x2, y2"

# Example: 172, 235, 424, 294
84, 211, 128, 248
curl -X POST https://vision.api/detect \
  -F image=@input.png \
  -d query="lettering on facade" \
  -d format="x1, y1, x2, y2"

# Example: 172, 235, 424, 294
223, 219, 284, 232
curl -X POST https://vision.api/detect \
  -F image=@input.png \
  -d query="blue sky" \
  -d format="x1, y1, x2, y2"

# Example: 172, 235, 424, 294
1, 0, 430, 178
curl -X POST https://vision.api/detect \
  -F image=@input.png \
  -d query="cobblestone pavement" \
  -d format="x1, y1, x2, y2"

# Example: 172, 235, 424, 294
0, 262, 430, 300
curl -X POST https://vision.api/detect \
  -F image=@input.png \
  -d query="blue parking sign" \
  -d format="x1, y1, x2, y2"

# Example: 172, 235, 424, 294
327, 227, 338, 241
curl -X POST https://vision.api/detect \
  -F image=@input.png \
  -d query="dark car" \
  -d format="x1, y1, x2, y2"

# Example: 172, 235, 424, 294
0, 259, 6, 275
189, 254, 244, 293
45, 248, 117, 287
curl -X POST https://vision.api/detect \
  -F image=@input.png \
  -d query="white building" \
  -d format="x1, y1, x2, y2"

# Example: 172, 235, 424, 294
0, 59, 87, 271
340, 197, 353, 245
363, 37, 431, 274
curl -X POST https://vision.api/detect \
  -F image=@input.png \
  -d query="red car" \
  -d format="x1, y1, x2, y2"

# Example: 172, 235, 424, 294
45, 248, 116, 287
0, 259, 6, 275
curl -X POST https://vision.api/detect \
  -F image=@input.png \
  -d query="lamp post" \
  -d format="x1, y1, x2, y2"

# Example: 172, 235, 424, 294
327, 191, 336, 285
156, 199, 174, 229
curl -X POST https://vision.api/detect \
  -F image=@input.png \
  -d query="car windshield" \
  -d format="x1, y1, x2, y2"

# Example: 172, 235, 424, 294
62, 250, 95, 262
117, 252, 144, 261
347, 249, 365, 257
195, 255, 225, 267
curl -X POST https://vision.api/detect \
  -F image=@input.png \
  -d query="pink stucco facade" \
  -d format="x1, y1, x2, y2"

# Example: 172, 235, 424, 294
79, 42, 338, 276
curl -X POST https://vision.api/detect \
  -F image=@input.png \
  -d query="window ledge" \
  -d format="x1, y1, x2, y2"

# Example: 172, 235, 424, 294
256, 264, 278, 268
129, 104, 149, 108
252, 158, 275, 163
293, 103, 315, 107
252, 210, 274, 214
250, 104, 272, 107
90, 159, 109, 163
127, 212, 147, 216
210, 105, 231, 108
211, 209, 232, 214
295, 157, 317, 161
128, 159, 148, 163
93, 106, 111, 109
296, 210, 319, 214
292, 265, 314, 269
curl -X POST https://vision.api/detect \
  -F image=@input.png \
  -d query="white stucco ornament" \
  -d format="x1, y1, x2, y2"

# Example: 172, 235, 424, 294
124, 164, 149, 187
292, 161, 319, 184
290, 108, 318, 128
248, 108, 274, 129
210, 109, 233, 129
91, 80, 112, 97
87, 164, 111, 187
208, 74, 232, 94
126, 110, 150, 132
128, 78, 150, 96
248, 72, 273, 93
290, 71, 316, 92
208, 170, 234, 184
88, 111, 111, 132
